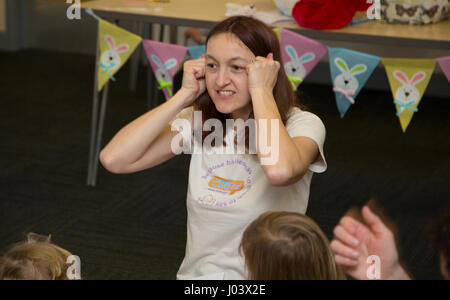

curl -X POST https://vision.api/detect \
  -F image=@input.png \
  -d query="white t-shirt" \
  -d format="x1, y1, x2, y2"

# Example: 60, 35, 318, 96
172, 106, 327, 280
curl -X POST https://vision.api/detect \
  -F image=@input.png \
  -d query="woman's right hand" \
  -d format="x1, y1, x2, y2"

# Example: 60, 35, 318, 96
180, 57, 206, 107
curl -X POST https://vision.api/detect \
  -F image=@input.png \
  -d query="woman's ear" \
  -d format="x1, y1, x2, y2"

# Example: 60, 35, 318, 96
267, 53, 274, 60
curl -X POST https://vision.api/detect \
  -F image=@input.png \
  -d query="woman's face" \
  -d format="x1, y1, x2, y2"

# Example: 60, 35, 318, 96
205, 33, 255, 120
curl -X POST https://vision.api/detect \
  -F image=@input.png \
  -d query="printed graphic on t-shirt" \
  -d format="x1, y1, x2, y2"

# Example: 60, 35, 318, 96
197, 194, 217, 206
197, 158, 253, 208
208, 177, 244, 195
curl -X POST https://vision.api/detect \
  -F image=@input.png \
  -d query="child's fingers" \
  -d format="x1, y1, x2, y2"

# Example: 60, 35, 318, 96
333, 225, 360, 247
330, 239, 360, 259
362, 206, 388, 235
334, 254, 359, 267
339, 216, 363, 235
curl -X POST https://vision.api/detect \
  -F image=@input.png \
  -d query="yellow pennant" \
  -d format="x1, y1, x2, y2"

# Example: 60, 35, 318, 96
97, 19, 142, 91
273, 27, 281, 42
382, 58, 436, 132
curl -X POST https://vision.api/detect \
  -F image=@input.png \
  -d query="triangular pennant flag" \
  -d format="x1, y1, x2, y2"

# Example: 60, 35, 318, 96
279, 28, 327, 91
437, 56, 450, 84
329, 48, 380, 118
273, 27, 281, 42
187, 45, 206, 60
382, 58, 436, 132
97, 19, 142, 91
143, 40, 187, 100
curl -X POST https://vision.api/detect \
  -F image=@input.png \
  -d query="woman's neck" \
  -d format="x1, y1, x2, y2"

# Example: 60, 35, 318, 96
230, 103, 253, 121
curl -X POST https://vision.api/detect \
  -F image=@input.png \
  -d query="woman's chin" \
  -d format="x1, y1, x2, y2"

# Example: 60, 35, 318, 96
213, 101, 234, 115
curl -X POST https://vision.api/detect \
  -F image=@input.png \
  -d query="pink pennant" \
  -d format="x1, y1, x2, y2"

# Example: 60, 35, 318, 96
143, 40, 188, 100
280, 28, 328, 85
437, 56, 450, 84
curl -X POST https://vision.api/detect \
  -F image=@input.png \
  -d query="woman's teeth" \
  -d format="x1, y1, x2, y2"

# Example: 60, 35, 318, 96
218, 90, 234, 96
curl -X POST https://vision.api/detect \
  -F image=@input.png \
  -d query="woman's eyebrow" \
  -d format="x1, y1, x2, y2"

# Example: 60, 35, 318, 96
205, 54, 217, 61
229, 57, 249, 63
206, 54, 249, 63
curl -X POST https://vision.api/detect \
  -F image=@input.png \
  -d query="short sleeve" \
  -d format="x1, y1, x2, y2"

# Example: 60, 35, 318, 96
285, 107, 327, 173
170, 106, 194, 125
169, 106, 194, 148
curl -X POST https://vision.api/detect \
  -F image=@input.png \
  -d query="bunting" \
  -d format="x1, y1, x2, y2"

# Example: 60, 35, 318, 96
86, 9, 449, 134
143, 40, 188, 100
329, 48, 380, 118
279, 28, 328, 91
382, 58, 436, 132
187, 45, 206, 60
273, 27, 281, 41
437, 56, 450, 84
97, 19, 142, 91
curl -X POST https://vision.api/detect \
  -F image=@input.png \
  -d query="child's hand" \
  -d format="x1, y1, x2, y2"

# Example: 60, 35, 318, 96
180, 56, 206, 106
246, 53, 280, 95
331, 206, 410, 280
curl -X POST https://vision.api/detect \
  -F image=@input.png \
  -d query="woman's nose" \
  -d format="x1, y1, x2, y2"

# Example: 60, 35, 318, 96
216, 69, 231, 87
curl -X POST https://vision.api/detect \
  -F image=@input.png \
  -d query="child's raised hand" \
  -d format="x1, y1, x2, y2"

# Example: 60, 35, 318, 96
180, 56, 206, 106
246, 53, 280, 94
331, 206, 410, 280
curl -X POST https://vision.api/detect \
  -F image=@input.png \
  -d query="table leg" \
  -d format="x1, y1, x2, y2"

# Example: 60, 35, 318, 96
91, 80, 110, 187
129, 21, 143, 92
147, 23, 156, 111
87, 36, 100, 186
170, 24, 178, 45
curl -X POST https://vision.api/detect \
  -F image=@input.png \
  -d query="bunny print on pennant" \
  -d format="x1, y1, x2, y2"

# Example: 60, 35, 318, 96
284, 45, 315, 91
151, 55, 177, 97
393, 70, 426, 116
99, 35, 130, 81
333, 58, 367, 104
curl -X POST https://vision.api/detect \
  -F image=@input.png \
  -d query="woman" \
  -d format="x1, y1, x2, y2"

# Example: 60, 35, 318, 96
100, 16, 327, 280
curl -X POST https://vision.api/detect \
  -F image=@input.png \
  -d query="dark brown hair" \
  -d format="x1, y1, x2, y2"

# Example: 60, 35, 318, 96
430, 210, 450, 278
241, 211, 346, 280
194, 16, 301, 147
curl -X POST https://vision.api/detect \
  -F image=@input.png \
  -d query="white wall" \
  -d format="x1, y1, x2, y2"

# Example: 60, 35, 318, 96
0, 0, 6, 33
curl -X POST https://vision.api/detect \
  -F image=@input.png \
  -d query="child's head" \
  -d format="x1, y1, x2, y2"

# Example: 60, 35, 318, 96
0, 233, 74, 280
241, 211, 346, 280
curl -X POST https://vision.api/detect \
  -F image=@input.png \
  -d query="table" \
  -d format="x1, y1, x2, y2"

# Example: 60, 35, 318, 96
82, 0, 450, 49
82, 0, 450, 186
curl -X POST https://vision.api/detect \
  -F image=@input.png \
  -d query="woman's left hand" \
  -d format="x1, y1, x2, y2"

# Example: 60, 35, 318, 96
246, 53, 280, 94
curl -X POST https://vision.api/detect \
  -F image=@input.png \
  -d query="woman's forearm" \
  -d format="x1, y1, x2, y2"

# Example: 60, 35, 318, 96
100, 89, 191, 171
251, 88, 304, 186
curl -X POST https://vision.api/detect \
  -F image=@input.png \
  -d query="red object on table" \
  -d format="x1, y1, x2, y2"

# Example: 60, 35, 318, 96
292, 0, 372, 30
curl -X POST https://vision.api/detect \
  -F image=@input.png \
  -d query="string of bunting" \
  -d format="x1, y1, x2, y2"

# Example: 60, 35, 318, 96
88, 12, 450, 133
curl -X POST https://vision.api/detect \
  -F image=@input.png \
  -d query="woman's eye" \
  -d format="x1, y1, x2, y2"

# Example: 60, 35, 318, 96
206, 63, 216, 69
232, 65, 244, 71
